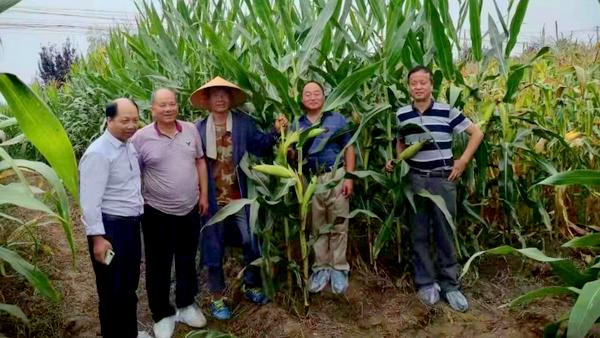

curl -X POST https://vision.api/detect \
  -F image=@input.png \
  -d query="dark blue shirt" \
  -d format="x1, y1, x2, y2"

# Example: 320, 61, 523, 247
292, 111, 351, 173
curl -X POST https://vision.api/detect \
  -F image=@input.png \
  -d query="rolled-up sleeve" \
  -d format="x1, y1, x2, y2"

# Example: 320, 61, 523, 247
79, 152, 110, 236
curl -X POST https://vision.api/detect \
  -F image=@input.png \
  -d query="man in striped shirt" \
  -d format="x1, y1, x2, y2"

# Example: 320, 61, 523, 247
386, 66, 483, 312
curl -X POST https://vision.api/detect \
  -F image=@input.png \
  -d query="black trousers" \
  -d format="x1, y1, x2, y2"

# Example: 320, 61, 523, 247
88, 213, 142, 338
142, 204, 201, 322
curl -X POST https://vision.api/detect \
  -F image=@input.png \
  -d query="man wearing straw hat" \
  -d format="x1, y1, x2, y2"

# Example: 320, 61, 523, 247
191, 76, 288, 320
132, 88, 209, 338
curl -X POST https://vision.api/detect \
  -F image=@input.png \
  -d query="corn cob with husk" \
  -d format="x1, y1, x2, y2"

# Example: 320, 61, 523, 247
394, 140, 427, 162
300, 175, 318, 217
253, 164, 296, 179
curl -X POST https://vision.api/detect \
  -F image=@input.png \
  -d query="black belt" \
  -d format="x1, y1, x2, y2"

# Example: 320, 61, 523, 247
102, 213, 142, 221
409, 168, 452, 177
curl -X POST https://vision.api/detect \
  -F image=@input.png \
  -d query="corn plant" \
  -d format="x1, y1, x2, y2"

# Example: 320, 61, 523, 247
0, 72, 78, 327
461, 169, 600, 338
36, 0, 599, 298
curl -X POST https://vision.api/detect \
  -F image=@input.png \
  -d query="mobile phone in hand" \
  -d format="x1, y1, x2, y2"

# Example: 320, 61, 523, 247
104, 249, 115, 265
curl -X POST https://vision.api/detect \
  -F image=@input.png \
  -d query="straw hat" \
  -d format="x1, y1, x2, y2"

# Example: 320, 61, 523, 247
189, 76, 247, 110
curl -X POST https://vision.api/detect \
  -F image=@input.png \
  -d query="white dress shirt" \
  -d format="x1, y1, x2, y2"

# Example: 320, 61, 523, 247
79, 130, 144, 235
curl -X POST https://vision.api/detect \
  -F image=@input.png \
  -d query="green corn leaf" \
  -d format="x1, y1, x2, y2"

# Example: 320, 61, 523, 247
0, 184, 57, 215
0, 0, 20, 14
252, 0, 283, 56
0, 303, 28, 324
0, 73, 78, 201
460, 245, 591, 287
468, 0, 482, 61
505, 286, 579, 308
417, 190, 460, 257
426, 0, 454, 80
323, 61, 381, 112
488, 15, 507, 75
184, 329, 237, 338
204, 198, 255, 227
505, 0, 529, 57
567, 280, 600, 338
297, 0, 337, 75
0, 246, 59, 302
0, 159, 75, 260
343, 208, 381, 221
562, 233, 600, 249
536, 170, 600, 187
492, 0, 509, 35
503, 65, 527, 103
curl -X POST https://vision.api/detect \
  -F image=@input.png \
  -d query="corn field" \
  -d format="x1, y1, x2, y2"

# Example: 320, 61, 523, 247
1, 0, 600, 336
39, 0, 599, 254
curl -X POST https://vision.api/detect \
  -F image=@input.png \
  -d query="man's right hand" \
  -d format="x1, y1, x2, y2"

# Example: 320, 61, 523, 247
385, 159, 395, 172
91, 236, 113, 265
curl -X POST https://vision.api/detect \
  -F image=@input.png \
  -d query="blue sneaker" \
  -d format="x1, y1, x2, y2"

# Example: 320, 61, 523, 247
244, 287, 269, 305
330, 269, 349, 295
308, 269, 330, 293
210, 298, 231, 320
417, 283, 441, 306
445, 290, 469, 312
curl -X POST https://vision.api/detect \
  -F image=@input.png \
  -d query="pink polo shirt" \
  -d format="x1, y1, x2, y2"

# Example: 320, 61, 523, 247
132, 120, 204, 216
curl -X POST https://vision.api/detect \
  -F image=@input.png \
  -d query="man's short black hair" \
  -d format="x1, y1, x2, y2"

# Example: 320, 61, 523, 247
105, 98, 139, 118
302, 81, 325, 94
407, 65, 433, 83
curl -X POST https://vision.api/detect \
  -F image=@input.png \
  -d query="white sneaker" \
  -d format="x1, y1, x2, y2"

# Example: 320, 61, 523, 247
152, 315, 176, 338
137, 331, 153, 338
177, 304, 207, 328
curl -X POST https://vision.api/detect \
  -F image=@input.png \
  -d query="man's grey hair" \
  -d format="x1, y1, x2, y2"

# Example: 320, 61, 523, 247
150, 87, 177, 104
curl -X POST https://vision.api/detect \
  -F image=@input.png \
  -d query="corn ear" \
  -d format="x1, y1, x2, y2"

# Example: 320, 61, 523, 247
253, 164, 295, 178
301, 175, 318, 216
398, 141, 427, 161
304, 127, 326, 139
302, 175, 318, 207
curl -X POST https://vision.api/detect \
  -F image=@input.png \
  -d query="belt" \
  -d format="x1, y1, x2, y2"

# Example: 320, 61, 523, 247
409, 168, 452, 177
102, 213, 142, 221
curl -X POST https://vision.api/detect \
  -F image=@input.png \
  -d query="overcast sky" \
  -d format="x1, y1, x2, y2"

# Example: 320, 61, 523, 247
1, 0, 599, 84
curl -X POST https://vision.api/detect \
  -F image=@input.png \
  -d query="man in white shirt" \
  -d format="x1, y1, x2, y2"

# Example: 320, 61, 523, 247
79, 98, 147, 338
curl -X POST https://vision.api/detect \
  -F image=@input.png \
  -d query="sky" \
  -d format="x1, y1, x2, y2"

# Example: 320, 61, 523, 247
0, 0, 599, 84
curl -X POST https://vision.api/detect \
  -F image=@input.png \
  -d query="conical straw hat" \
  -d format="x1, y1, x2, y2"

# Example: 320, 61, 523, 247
189, 76, 247, 110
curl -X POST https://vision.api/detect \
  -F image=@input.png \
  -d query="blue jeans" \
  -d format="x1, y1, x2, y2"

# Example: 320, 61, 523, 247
206, 209, 262, 293
409, 172, 460, 292
88, 213, 141, 338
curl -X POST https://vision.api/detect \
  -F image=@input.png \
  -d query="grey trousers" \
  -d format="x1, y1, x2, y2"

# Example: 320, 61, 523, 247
409, 172, 460, 292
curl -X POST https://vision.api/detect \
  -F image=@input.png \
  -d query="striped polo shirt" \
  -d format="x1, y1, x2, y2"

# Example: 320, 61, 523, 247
395, 100, 472, 171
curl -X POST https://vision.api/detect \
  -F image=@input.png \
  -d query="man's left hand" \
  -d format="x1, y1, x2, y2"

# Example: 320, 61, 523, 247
341, 179, 353, 198
449, 158, 468, 182
199, 195, 209, 216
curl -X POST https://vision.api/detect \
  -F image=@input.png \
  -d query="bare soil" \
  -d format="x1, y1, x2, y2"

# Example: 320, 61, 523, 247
1, 213, 576, 338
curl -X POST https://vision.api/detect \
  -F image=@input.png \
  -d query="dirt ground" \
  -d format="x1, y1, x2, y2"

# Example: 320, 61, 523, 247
1, 217, 577, 338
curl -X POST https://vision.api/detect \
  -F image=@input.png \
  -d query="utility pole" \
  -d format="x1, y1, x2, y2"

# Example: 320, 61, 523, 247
555, 20, 559, 42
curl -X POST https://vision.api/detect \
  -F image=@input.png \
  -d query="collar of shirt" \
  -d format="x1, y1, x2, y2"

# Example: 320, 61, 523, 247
104, 130, 127, 149
153, 120, 183, 137
411, 99, 435, 115
298, 111, 332, 128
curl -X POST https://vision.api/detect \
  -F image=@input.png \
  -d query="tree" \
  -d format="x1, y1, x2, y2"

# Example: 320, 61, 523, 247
37, 39, 79, 87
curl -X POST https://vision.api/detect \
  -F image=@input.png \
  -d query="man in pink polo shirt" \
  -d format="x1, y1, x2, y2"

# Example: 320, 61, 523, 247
132, 88, 208, 338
